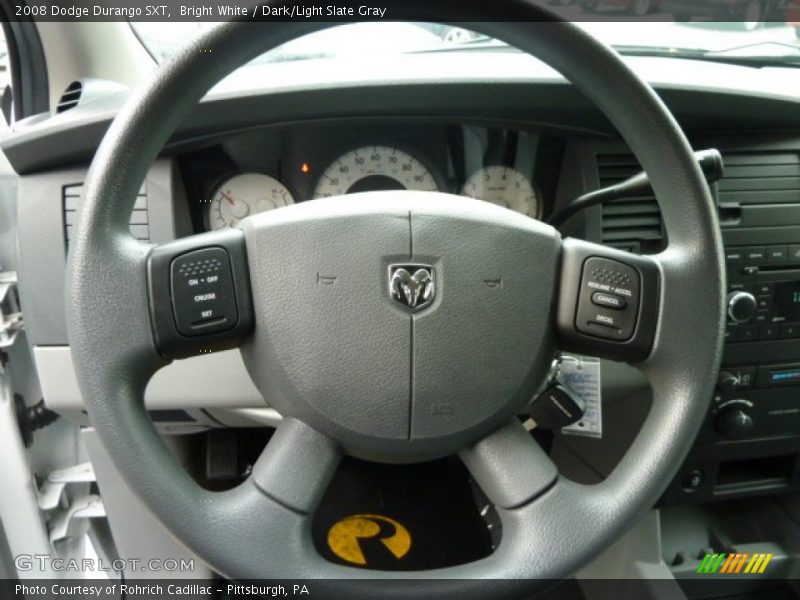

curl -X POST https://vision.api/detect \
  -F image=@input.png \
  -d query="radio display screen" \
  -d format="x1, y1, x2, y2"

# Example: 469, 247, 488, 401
769, 368, 800, 384
774, 282, 800, 322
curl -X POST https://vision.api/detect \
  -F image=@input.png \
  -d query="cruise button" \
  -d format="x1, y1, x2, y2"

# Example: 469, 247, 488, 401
591, 291, 626, 310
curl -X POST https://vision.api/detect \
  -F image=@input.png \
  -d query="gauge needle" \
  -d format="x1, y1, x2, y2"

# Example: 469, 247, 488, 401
221, 191, 235, 205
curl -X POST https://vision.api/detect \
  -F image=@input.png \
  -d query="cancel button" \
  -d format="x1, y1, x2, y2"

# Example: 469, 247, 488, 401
591, 291, 626, 310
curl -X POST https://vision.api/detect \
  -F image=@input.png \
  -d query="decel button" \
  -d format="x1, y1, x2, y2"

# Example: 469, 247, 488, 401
170, 247, 238, 336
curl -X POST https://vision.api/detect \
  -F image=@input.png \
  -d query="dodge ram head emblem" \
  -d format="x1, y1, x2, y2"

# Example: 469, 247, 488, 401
389, 265, 435, 311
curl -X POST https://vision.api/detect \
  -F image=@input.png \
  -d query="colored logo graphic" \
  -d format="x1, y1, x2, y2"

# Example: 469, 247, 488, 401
326, 514, 412, 566
697, 553, 773, 574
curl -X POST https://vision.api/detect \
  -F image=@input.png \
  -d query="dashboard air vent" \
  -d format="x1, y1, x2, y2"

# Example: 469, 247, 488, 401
717, 151, 800, 206
595, 153, 664, 255
56, 81, 83, 113
63, 182, 149, 248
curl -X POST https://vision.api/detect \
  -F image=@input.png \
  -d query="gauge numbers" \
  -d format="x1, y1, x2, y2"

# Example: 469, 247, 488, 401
313, 146, 438, 198
461, 166, 540, 218
206, 173, 293, 231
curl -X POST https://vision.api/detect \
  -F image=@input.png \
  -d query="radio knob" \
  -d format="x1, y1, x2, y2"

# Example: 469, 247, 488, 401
727, 291, 757, 323
715, 406, 754, 440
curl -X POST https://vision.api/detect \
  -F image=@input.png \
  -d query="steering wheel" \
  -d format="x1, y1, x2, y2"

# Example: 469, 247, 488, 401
66, 5, 725, 595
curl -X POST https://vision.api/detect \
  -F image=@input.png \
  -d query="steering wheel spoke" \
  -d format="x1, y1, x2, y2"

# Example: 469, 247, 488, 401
250, 417, 342, 514
147, 228, 255, 359
555, 237, 662, 363
460, 420, 557, 510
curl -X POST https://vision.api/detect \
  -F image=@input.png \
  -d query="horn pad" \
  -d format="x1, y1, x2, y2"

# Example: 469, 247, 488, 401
240, 192, 560, 461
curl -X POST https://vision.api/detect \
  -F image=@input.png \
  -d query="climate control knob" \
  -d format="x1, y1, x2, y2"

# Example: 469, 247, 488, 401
715, 406, 754, 440
727, 291, 757, 323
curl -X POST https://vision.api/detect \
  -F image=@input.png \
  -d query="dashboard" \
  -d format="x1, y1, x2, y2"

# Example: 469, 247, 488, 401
179, 122, 561, 233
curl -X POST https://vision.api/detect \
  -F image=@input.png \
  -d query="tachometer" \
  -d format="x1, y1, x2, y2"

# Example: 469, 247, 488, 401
461, 166, 540, 218
312, 146, 439, 198
206, 173, 294, 230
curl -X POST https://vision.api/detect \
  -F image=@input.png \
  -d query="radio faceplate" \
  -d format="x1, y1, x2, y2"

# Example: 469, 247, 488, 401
663, 241, 800, 504
726, 244, 800, 343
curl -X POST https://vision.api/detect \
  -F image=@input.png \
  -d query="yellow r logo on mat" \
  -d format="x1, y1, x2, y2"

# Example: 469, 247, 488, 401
327, 514, 412, 566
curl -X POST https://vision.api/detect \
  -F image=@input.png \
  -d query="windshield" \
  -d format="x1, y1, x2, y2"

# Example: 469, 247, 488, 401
131, 21, 800, 65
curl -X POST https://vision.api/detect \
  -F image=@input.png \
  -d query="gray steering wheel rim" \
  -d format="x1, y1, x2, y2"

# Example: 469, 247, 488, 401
66, 7, 725, 593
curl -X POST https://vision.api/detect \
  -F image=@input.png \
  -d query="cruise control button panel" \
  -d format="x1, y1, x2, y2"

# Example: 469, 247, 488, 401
556, 239, 660, 362
148, 228, 254, 359
171, 248, 237, 336
576, 257, 640, 341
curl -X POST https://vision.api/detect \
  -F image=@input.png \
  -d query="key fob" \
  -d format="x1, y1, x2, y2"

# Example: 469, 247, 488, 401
530, 383, 586, 430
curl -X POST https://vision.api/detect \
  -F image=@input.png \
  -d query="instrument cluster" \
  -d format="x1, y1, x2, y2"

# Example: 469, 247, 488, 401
186, 123, 553, 232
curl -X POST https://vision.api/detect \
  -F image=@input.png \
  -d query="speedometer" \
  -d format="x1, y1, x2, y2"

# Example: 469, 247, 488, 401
206, 173, 294, 231
312, 146, 439, 198
461, 166, 540, 218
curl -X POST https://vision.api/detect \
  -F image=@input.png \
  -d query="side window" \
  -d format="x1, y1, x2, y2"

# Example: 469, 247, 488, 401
0, 30, 10, 126
0, 22, 48, 124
